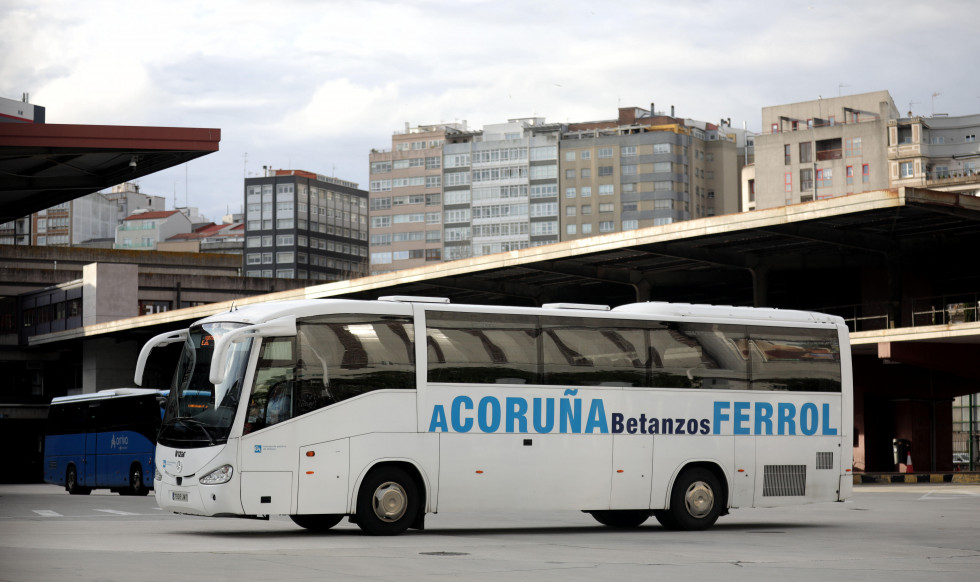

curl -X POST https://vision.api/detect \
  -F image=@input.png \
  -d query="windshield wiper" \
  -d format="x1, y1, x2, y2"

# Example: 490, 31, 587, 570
169, 416, 216, 445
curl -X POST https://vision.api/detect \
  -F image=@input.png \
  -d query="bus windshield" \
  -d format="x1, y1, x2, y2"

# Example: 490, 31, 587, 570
158, 322, 251, 448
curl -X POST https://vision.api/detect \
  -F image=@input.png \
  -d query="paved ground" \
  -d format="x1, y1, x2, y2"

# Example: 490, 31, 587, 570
1, 483, 978, 581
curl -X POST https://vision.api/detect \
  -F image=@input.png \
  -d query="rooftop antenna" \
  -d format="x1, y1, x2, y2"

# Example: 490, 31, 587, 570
931, 92, 942, 116
907, 100, 920, 117
838, 83, 849, 96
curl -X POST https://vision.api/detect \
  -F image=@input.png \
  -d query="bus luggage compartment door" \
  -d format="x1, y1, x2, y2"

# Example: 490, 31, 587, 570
297, 439, 350, 514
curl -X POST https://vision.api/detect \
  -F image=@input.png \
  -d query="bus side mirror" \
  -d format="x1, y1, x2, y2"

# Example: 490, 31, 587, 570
209, 316, 297, 386
135, 329, 189, 386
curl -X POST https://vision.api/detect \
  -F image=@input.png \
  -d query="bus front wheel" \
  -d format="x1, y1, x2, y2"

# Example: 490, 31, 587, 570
355, 466, 419, 536
66, 466, 91, 496
127, 463, 149, 496
667, 467, 722, 530
290, 514, 344, 532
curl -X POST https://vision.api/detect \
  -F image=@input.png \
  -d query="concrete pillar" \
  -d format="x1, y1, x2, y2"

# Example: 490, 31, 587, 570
82, 263, 138, 326
82, 336, 141, 393
80, 263, 140, 393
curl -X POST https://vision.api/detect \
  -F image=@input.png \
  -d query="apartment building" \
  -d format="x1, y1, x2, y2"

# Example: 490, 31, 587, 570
114, 209, 192, 250
441, 118, 562, 261
888, 113, 980, 196
752, 91, 899, 210
368, 123, 464, 273
243, 170, 368, 281
560, 106, 740, 239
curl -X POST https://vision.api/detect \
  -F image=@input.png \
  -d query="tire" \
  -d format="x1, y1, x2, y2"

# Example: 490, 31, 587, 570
127, 464, 149, 496
589, 510, 650, 528
66, 466, 91, 496
290, 514, 344, 532
667, 467, 723, 531
652, 509, 680, 530
355, 466, 419, 536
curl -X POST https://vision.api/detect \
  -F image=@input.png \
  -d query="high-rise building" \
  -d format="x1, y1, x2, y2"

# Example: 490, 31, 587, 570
559, 106, 740, 239
244, 170, 368, 281
368, 123, 464, 273
441, 118, 562, 261
752, 91, 899, 210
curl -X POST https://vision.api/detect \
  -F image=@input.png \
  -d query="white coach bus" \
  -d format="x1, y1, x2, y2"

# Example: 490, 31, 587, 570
136, 297, 852, 535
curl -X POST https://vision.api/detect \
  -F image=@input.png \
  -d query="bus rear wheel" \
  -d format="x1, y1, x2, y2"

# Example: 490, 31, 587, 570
290, 514, 344, 532
667, 467, 722, 531
589, 510, 650, 528
355, 466, 419, 536
66, 466, 90, 496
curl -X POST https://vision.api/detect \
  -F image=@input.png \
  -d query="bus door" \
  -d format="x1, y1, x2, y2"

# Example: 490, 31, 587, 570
83, 402, 101, 487
238, 337, 300, 515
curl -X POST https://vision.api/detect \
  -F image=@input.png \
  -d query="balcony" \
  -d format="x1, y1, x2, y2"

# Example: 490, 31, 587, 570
815, 148, 842, 161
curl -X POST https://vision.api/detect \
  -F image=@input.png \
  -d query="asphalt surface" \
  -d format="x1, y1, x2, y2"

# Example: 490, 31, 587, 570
1, 483, 978, 581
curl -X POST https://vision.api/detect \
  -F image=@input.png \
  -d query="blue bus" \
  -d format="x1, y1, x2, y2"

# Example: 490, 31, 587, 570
44, 388, 166, 495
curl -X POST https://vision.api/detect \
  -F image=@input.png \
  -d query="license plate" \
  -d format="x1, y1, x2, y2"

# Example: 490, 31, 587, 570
172, 491, 188, 502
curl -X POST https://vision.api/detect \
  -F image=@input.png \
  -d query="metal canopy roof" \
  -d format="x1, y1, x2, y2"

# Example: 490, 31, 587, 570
0, 123, 220, 223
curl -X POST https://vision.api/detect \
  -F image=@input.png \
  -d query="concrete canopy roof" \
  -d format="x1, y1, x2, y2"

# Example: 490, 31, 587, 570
31, 188, 980, 357
0, 123, 220, 223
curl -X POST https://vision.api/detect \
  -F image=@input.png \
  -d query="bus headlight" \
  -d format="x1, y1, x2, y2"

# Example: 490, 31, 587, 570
155, 467, 162, 481
199, 465, 234, 485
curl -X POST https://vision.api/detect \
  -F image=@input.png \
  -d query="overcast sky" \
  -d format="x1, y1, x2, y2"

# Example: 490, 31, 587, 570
3, 0, 979, 222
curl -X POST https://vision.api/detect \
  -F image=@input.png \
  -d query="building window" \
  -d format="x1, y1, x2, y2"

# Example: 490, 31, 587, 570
621, 146, 636, 157
799, 142, 812, 163
816, 168, 833, 188
599, 221, 614, 232
784, 172, 793, 193
784, 144, 791, 165
581, 205, 592, 215
846, 165, 854, 185
565, 169, 576, 180
622, 219, 638, 230
566, 224, 577, 235
599, 203, 614, 213
581, 150, 591, 160
580, 186, 592, 198
566, 206, 577, 216
565, 151, 576, 161
599, 184, 614, 196
862, 164, 870, 183
565, 187, 576, 198
900, 162, 914, 178
621, 165, 636, 175
845, 137, 862, 157
581, 168, 592, 178
966, 134, 977, 143
598, 147, 613, 158
598, 166, 613, 176
582, 223, 593, 234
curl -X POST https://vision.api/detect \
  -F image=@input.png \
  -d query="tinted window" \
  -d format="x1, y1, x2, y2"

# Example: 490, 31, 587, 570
426, 311, 840, 392
244, 315, 415, 433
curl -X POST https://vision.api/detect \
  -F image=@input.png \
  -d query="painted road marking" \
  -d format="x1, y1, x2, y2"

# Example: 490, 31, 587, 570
33, 510, 62, 517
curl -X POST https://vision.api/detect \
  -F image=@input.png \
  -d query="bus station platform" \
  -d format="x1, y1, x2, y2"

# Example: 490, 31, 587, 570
854, 472, 980, 484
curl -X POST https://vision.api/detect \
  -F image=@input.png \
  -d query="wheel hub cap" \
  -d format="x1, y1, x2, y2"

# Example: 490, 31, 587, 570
684, 481, 714, 518
372, 482, 407, 522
